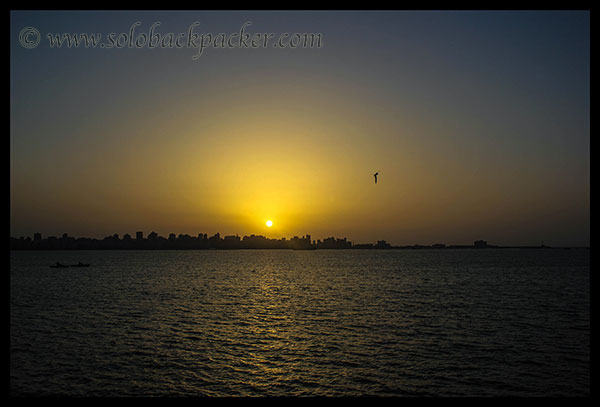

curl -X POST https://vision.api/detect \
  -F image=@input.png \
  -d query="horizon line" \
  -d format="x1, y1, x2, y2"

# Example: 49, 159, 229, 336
9, 231, 590, 249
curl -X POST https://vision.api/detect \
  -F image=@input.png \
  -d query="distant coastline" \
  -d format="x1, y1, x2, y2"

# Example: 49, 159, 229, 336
9, 233, 588, 251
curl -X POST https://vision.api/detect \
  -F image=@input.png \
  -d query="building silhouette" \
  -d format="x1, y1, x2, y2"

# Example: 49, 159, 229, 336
9, 231, 519, 251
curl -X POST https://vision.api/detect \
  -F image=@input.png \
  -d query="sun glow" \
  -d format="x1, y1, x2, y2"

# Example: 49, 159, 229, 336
266, 220, 273, 227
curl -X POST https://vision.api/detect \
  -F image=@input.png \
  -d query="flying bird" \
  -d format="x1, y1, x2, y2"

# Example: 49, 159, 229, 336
374, 172, 379, 184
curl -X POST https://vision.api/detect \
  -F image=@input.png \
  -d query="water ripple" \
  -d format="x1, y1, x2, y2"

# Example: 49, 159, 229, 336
11, 249, 590, 396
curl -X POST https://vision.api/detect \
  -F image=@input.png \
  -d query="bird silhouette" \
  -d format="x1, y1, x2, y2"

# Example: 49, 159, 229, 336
374, 172, 379, 184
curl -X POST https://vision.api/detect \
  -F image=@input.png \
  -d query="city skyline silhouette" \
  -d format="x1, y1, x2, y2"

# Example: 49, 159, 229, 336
11, 229, 587, 251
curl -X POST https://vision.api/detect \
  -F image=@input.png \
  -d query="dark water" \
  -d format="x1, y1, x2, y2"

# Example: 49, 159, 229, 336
10, 249, 589, 396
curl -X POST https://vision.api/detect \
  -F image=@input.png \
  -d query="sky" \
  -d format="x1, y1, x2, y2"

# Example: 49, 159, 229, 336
10, 10, 590, 246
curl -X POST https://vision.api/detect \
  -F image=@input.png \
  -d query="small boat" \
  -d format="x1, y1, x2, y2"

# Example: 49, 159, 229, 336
50, 262, 69, 268
70, 262, 90, 267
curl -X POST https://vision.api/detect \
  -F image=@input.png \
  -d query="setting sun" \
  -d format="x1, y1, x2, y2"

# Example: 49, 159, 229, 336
266, 220, 273, 227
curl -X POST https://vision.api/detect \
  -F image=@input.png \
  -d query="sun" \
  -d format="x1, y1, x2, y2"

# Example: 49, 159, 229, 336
266, 220, 273, 227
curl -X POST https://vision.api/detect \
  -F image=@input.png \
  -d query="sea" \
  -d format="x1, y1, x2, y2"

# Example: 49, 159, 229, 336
10, 248, 590, 397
